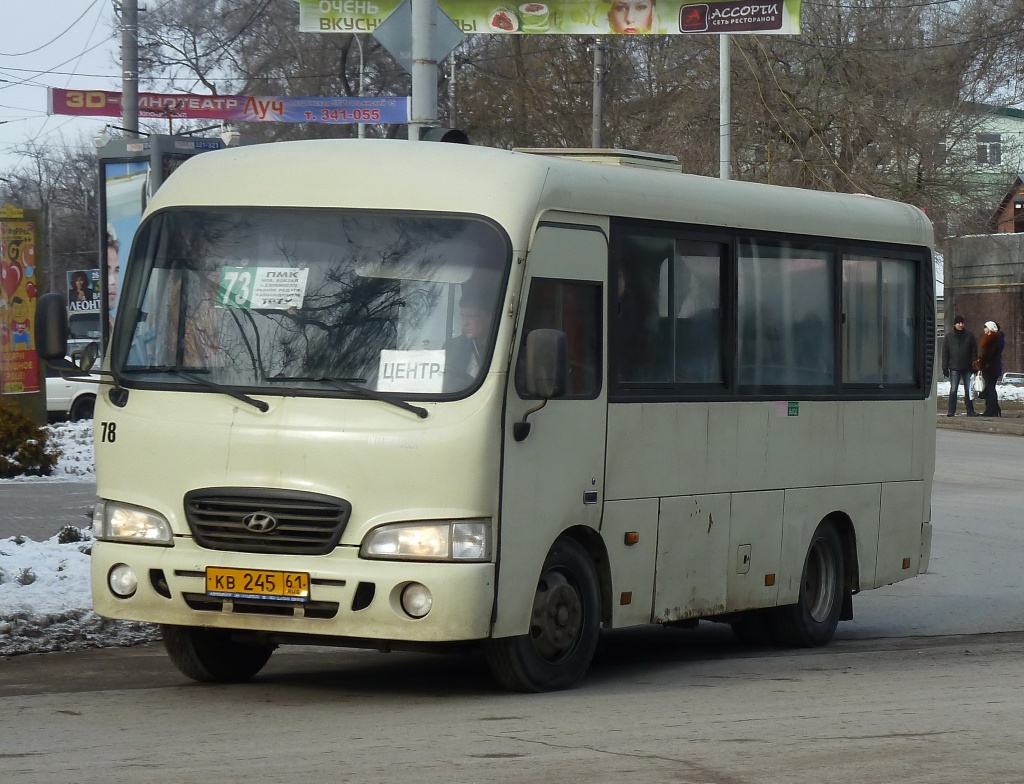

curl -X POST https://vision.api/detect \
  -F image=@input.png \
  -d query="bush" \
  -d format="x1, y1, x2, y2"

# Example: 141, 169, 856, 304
57, 525, 88, 544
0, 397, 62, 478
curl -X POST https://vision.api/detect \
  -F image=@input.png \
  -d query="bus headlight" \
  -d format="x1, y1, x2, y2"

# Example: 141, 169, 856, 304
360, 519, 491, 562
93, 500, 173, 545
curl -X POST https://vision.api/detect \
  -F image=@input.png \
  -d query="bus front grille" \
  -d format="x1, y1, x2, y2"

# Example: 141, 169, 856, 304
184, 488, 352, 555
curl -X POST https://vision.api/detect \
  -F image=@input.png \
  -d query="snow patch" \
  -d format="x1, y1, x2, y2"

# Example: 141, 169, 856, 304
1, 422, 159, 657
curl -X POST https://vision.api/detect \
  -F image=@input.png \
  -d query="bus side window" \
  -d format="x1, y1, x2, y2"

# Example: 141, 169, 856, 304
515, 279, 602, 399
673, 241, 726, 385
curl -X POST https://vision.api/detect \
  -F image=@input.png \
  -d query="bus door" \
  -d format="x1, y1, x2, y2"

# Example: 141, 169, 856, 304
493, 222, 608, 636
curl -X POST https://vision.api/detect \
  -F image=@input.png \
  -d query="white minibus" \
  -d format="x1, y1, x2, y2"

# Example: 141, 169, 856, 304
39, 140, 935, 691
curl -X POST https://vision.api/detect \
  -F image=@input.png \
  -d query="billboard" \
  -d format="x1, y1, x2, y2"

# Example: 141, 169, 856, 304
0, 208, 41, 394
299, 0, 802, 35
49, 89, 410, 125
102, 160, 149, 346
67, 268, 101, 313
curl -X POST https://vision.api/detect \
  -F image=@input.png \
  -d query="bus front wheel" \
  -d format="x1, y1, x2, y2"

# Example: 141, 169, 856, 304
772, 520, 844, 647
161, 625, 276, 683
484, 537, 601, 692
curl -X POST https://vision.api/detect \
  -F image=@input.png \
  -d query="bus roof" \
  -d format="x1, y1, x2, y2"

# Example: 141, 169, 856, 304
149, 139, 933, 250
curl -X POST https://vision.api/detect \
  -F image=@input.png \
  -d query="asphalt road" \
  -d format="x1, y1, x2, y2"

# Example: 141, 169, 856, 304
1, 631, 1022, 783
0, 482, 95, 539
1, 428, 1023, 782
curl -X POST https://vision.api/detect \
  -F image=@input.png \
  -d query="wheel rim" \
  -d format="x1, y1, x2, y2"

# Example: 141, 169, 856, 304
804, 537, 838, 622
529, 569, 583, 662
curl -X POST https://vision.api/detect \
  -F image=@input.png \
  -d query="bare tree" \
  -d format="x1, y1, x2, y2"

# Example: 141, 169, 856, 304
2, 138, 101, 292
8, 0, 1024, 284
135, 0, 408, 140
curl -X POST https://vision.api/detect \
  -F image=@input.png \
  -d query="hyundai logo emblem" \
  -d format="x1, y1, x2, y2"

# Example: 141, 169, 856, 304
242, 511, 278, 533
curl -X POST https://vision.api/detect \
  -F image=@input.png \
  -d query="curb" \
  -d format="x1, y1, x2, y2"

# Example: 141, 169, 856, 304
936, 413, 1024, 436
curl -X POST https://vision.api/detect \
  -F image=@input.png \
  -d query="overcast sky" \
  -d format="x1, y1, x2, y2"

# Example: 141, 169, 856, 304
0, 0, 121, 178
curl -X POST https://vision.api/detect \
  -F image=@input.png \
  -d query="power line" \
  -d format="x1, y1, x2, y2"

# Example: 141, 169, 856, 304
0, 0, 103, 57
0, 38, 114, 91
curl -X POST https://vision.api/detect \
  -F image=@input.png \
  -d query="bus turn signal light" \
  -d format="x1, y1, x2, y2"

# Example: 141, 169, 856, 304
624, 532, 640, 545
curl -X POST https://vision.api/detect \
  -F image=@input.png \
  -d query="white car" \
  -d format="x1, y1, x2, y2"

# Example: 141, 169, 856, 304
45, 361, 100, 421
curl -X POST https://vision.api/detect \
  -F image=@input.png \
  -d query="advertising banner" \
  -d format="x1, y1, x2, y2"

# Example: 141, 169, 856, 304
299, 0, 801, 35
49, 89, 410, 125
103, 160, 150, 345
67, 268, 101, 313
0, 209, 41, 394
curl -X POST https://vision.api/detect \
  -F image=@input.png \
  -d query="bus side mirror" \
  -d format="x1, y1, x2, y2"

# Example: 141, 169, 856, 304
71, 341, 100, 373
34, 292, 70, 362
514, 329, 568, 442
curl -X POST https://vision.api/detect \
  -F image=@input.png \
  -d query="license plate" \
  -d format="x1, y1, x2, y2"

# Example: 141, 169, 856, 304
206, 567, 310, 602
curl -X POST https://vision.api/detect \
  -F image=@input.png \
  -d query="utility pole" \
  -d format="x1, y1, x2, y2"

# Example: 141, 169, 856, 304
354, 35, 366, 139
592, 37, 605, 149
409, 0, 438, 140
121, 0, 140, 136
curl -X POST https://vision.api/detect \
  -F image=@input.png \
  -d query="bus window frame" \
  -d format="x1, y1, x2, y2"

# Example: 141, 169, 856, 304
514, 276, 604, 402
608, 217, 933, 404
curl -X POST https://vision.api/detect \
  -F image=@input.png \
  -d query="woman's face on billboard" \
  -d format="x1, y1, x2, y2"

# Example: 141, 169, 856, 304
608, 0, 654, 33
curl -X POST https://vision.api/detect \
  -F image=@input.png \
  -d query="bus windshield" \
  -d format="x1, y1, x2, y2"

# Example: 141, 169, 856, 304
114, 208, 510, 398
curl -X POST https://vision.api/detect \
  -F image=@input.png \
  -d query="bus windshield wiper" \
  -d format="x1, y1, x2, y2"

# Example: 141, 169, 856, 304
268, 375, 428, 419
129, 366, 269, 412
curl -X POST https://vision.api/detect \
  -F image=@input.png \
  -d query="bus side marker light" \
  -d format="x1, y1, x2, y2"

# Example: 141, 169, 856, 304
902, 558, 911, 570
764, 574, 776, 587
624, 532, 640, 546
620, 592, 632, 605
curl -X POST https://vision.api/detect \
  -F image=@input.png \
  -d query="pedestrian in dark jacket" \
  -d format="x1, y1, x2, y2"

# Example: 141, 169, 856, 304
973, 320, 1003, 417
941, 315, 978, 417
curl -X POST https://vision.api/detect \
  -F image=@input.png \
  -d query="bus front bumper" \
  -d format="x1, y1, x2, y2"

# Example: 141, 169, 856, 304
91, 540, 496, 644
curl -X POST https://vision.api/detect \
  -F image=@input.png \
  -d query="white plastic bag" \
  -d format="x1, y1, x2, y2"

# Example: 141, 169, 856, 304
974, 372, 985, 394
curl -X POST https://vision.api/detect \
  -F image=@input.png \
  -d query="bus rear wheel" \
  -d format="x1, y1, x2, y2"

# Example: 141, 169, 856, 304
484, 537, 601, 692
162, 625, 275, 683
772, 520, 844, 647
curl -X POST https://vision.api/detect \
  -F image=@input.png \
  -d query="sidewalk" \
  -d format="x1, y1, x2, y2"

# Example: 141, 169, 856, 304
936, 409, 1024, 436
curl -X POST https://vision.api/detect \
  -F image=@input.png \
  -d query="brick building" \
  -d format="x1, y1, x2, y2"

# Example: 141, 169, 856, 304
990, 175, 1024, 234
944, 233, 1023, 375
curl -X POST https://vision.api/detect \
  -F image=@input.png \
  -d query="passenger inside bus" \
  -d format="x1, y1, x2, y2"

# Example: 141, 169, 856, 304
444, 286, 494, 392
616, 259, 664, 382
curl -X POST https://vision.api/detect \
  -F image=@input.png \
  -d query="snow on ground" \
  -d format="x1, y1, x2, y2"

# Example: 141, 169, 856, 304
937, 378, 1024, 403
1, 422, 159, 657
3, 381, 1023, 659
2, 420, 96, 484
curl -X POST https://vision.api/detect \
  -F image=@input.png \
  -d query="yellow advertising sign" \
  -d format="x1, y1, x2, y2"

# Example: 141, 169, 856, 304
299, 0, 802, 35
0, 218, 41, 394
